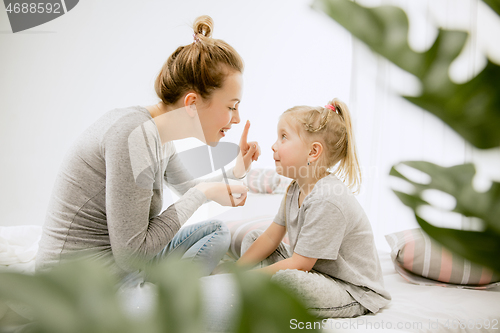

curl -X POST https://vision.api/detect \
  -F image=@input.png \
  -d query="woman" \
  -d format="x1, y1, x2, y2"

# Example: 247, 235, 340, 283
35, 15, 261, 279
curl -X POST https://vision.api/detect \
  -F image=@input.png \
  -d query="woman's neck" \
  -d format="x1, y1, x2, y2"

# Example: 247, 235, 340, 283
145, 102, 206, 145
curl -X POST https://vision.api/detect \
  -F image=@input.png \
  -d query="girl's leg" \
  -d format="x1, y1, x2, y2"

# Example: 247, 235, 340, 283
241, 230, 368, 319
151, 219, 231, 276
271, 269, 369, 318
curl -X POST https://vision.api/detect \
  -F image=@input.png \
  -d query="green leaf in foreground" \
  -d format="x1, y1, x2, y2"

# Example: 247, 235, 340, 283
416, 215, 500, 275
313, 0, 500, 149
390, 161, 500, 275
234, 270, 320, 333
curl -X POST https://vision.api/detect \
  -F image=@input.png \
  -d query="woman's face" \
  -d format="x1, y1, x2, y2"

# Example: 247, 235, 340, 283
271, 115, 310, 179
197, 71, 243, 146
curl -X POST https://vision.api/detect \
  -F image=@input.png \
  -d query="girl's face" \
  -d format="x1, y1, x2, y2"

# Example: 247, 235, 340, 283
197, 71, 242, 146
271, 115, 310, 179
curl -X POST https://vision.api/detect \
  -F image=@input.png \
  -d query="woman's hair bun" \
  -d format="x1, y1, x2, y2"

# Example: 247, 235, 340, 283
193, 15, 214, 39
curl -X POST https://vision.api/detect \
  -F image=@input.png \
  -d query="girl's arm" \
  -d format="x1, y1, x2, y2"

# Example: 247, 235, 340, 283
236, 222, 286, 268
256, 252, 317, 275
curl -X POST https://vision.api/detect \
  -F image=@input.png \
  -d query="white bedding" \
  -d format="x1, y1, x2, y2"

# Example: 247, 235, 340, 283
322, 250, 500, 333
0, 224, 41, 274
1, 193, 499, 333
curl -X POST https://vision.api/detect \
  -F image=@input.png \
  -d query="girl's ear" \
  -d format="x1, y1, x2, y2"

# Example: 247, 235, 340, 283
309, 142, 323, 162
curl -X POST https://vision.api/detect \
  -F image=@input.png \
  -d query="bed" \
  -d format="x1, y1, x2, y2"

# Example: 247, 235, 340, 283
1, 191, 499, 333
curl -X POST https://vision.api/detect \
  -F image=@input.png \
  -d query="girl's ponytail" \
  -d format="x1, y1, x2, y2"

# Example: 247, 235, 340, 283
328, 99, 361, 194
283, 98, 361, 194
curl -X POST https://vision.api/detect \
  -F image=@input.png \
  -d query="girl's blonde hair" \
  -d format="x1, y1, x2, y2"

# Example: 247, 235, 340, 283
154, 15, 244, 105
283, 98, 362, 194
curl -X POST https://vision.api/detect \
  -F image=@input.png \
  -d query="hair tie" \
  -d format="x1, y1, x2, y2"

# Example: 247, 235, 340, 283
325, 104, 339, 114
193, 33, 200, 43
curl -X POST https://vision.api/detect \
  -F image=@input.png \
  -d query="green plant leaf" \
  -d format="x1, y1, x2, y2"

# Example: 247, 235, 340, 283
0, 273, 79, 333
390, 161, 500, 274
146, 258, 204, 333
416, 215, 500, 275
483, 0, 500, 16
234, 271, 320, 333
313, 0, 500, 149
312, 0, 467, 80
0, 260, 139, 333
391, 161, 500, 234
405, 61, 500, 149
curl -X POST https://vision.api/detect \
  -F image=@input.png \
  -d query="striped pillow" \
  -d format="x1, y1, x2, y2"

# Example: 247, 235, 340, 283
385, 228, 500, 289
245, 168, 292, 194
225, 215, 289, 259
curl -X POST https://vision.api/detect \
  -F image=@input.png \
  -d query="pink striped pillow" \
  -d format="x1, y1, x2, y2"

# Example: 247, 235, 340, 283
225, 216, 289, 259
385, 228, 500, 289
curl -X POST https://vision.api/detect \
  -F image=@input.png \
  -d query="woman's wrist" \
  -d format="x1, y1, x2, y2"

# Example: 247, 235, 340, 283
194, 183, 209, 199
234, 171, 246, 179
230, 167, 246, 180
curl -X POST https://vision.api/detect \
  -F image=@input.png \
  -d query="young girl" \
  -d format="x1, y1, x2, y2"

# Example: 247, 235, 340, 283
236, 99, 391, 318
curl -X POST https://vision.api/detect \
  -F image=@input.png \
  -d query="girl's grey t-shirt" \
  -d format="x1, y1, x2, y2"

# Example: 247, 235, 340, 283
274, 174, 391, 313
36, 106, 242, 276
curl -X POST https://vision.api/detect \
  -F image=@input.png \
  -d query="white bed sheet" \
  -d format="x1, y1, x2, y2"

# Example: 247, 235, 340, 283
322, 249, 500, 333
0, 225, 40, 274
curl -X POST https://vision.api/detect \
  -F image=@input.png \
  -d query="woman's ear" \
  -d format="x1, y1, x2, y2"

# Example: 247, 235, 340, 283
184, 92, 198, 118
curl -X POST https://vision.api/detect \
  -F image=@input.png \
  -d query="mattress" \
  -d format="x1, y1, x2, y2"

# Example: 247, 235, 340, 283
322, 249, 500, 333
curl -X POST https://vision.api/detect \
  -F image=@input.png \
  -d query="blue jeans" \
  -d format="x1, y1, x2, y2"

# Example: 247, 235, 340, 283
150, 219, 231, 275
118, 219, 231, 316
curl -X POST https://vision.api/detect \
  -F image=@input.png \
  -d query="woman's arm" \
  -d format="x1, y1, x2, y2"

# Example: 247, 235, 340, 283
164, 144, 244, 199
236, 222, 286, 268
104, 121, 209, 272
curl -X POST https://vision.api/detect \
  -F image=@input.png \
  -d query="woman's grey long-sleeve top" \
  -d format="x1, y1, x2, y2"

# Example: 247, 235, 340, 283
35, 106, 242, 276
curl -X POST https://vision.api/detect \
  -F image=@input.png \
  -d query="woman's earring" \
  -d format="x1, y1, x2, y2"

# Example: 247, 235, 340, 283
307, 161, 310, 166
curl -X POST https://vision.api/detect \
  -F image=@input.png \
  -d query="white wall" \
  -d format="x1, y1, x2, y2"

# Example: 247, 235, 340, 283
1, 0, 499, 248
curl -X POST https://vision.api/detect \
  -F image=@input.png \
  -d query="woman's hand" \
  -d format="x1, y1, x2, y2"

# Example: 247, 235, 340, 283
233, 120, 261, 179
195, 182, 249, 207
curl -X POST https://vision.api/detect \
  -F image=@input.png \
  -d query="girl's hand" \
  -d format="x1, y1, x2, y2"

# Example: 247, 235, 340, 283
195, 182, 249, 207
233, 120, 261, 179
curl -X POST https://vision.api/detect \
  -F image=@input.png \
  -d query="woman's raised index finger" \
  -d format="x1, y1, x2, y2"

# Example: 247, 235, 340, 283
239, 120, 250, 145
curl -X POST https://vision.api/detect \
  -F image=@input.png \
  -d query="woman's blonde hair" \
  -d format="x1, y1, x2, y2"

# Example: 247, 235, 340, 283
283, 98, 361, 194
154, 15, 244, 105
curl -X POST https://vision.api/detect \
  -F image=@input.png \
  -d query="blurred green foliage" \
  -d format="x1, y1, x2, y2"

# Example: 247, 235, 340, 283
314, 0, 500, 275
390, 161, 500, 275
0, 259, 319, 333
313, 0, 500, 149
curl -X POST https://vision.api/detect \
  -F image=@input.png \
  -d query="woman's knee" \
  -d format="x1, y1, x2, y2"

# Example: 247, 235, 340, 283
207, 219, 231, 249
